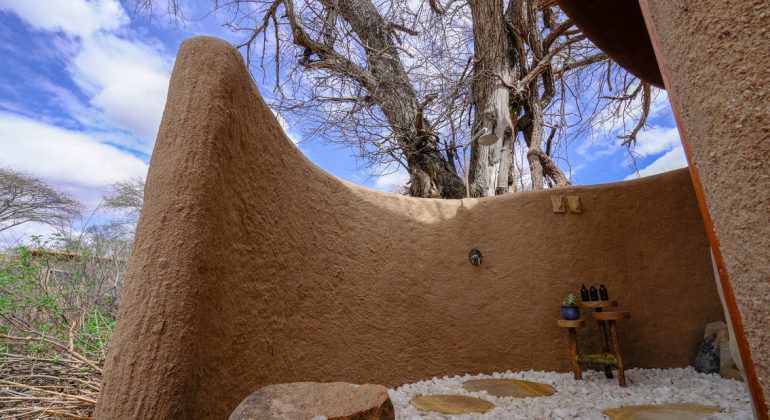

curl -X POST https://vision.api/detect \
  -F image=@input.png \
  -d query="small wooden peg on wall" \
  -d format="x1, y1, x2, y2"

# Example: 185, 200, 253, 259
567, 196, 582, 213
551, 195, 566, 213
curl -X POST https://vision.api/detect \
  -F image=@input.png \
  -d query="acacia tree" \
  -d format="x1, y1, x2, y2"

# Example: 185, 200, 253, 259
0, 168, 82, 233
103, 178, 145, 223
140, 0, 652, 198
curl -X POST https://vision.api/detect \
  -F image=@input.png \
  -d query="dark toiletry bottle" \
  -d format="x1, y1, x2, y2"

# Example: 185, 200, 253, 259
599, 284, 609, 301
589, 285, 599, 301
580, 284, 590, 302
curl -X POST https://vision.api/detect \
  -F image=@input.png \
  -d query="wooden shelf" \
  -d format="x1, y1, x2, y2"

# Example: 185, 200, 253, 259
556, 319, 586, 328
578, 300, 617, 309
592, 311, 630, 321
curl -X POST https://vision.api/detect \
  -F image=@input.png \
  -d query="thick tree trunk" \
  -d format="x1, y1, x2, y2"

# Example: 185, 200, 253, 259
334, 0, 465, 198
282, 0, 574, 196
524, 87, 545, 190
468, 0, 516, 197
508, 0, 555, 190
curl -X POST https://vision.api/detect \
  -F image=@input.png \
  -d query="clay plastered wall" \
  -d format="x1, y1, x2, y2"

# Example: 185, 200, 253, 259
642, 0, 770, 411
95, 37, 724, 419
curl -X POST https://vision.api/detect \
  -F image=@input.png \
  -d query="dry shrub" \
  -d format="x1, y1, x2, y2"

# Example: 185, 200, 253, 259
1, 230, 128, 418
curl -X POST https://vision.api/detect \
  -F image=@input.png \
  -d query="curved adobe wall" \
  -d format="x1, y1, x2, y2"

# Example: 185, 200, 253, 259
95, 37, 724, 419
638, 1, 770, 413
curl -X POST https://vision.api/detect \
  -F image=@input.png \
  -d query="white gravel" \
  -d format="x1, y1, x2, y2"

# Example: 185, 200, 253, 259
388, 368, 752, 419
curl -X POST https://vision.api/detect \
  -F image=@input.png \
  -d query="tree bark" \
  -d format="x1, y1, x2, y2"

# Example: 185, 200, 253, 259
333, 0, 465, 198
468, 0, 516, 197
523, 87, 545, 190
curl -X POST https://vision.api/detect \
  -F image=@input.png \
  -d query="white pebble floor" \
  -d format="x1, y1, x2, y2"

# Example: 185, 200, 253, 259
388, 368, 752, 419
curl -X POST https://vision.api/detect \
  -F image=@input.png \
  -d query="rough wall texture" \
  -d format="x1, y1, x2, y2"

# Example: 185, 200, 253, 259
642, 0, 770, 412
94, 37, 724, 419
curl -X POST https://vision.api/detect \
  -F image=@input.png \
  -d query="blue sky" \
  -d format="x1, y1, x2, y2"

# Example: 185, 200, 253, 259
0, 0, 687, 243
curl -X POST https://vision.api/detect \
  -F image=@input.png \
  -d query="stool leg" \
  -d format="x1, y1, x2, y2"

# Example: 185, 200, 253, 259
608, 320, 626, 387
597, 308, 614, 379
568, 328, 582, 380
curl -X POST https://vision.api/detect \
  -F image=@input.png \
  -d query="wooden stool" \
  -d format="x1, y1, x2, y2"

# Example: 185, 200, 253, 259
593, 310, 630, 386
556, 319, 585, 380
556, 303, 630, 387
580, 300, 618, 379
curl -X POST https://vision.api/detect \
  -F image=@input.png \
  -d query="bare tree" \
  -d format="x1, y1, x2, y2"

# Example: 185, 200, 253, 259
103, 178, 145, 223
0, 168, 82, 232
138, 0, 653, 197
422, 0, 648, 195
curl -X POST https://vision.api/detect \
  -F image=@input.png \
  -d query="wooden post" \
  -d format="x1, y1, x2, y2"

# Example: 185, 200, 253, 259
568, 328, 582, 380
608, 320, 626, 387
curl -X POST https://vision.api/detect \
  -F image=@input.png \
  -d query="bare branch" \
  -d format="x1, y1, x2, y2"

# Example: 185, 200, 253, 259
134, 0, 653, 197
528, 149, 571, 187
0, 168, 82, 232
619, 82, 652, 147
102, 178, 145, 224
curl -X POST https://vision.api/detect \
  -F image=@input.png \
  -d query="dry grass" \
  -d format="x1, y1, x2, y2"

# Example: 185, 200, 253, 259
0, 334, 101, 419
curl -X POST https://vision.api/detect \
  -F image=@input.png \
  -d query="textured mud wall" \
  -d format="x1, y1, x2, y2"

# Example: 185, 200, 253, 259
94, 37, 724, 419
642, 0, 770, 412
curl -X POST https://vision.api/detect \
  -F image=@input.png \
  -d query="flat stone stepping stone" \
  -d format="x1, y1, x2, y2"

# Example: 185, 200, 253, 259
411, 395, 495, 414
603, 403, 721, 420
462, 378, 556, 398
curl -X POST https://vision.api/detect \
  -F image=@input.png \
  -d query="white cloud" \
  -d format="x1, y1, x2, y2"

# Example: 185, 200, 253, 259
32, 79, 95, 125
1, 0, 172, 151
0, 0, 128, 38
0, 0, 172, 244
0, 112, 148, 188
70, 34, 172, 148
275, 112, 302, 144
633, 125, 681, 158
576, 137, 618, 162
374, 167, 409, 192
624, 124, 686, 179
0, 221, 56, 248
625, 144, 688, 180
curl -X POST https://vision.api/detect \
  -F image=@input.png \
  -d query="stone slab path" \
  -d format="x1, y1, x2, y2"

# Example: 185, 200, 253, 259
391, 368, 751, 419
410, 395, 495, 415
462, 378, 556, 398
603, 403, 721, 419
